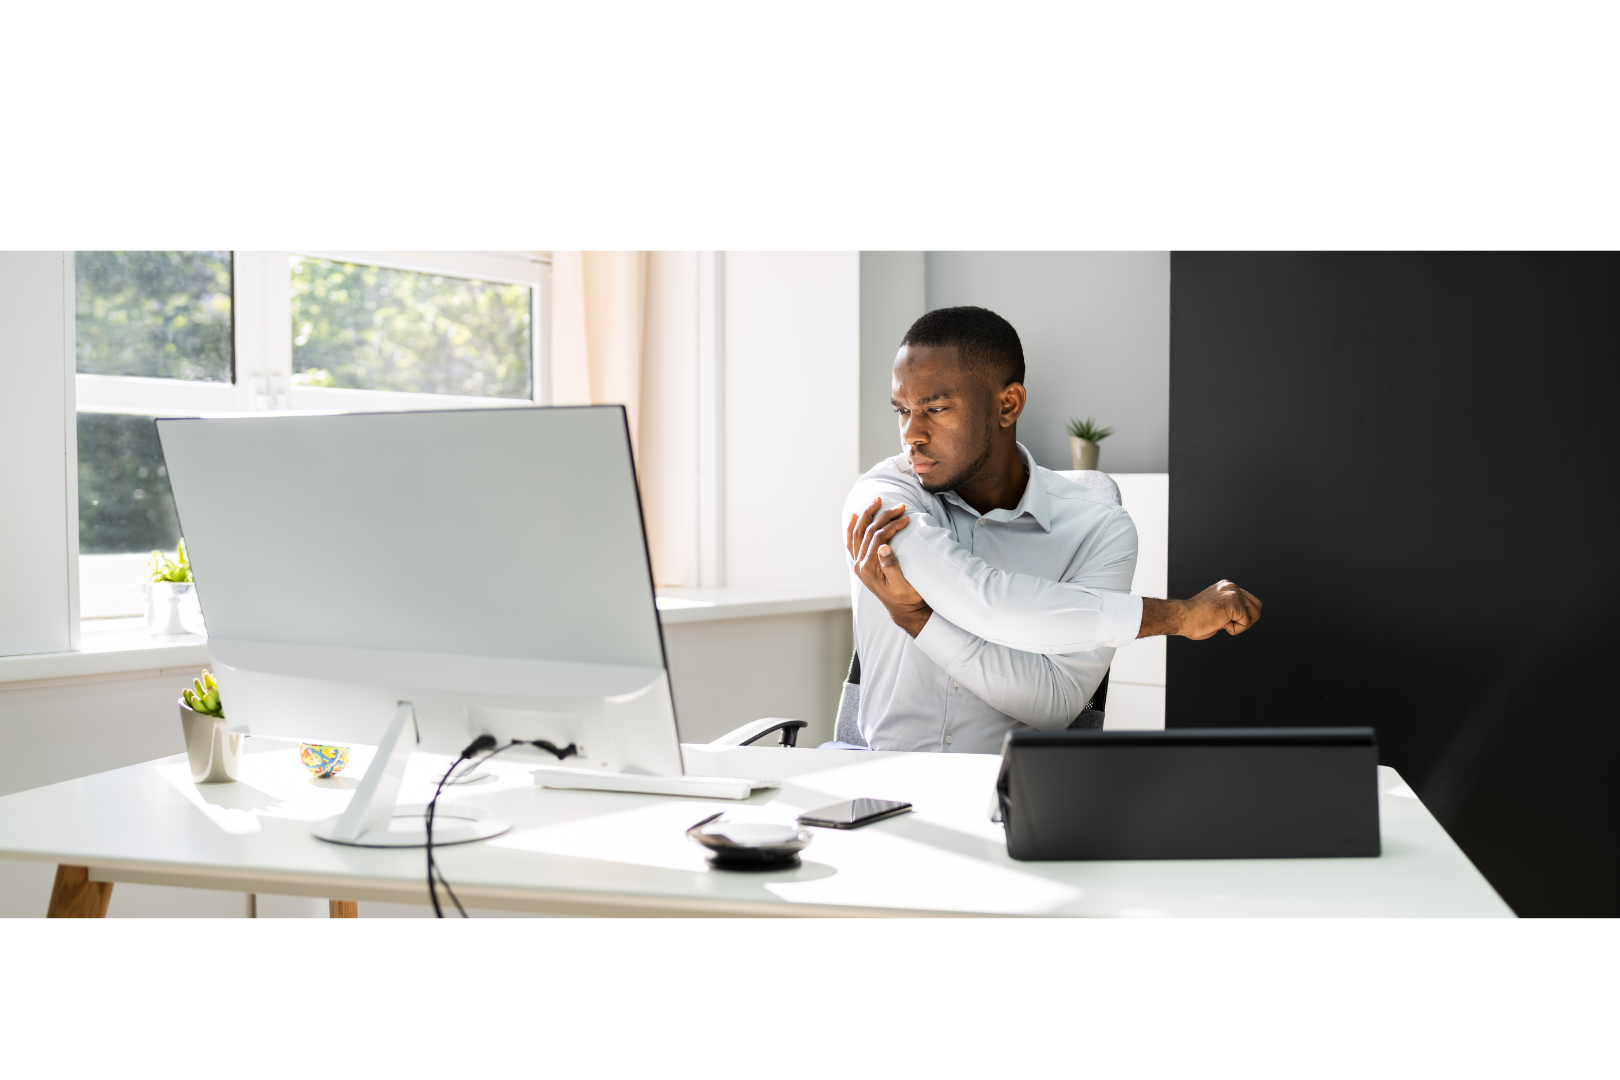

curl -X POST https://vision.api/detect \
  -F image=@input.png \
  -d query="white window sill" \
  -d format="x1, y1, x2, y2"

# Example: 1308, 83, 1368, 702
0, 590, 851, 687
651, 588, 850, 624
0, 618, 212, 687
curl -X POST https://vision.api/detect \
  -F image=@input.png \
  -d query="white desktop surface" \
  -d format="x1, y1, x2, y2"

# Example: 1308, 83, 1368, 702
0, 743, 1512, 917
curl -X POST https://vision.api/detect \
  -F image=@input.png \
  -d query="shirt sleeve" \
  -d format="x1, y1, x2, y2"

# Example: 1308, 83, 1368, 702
854, 479, 1143, 654
912, 613, 1112, 728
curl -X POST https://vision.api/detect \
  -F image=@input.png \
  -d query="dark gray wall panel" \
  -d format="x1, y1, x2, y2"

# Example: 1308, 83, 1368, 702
1167, 252, 1618, 916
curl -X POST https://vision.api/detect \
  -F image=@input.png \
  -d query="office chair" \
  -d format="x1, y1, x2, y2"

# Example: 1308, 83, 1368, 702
712, 470, 1123, 749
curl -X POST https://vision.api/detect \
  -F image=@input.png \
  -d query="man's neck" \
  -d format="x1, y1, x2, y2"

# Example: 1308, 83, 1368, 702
953, 437, 1027, 515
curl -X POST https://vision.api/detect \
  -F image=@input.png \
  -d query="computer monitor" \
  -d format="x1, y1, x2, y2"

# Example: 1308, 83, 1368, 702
157, 405, 735, 845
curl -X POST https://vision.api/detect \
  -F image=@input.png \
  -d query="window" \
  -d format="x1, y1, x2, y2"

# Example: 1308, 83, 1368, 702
76, 251, 234, 381
73, 250, 550, 620
290, 257, 533, 399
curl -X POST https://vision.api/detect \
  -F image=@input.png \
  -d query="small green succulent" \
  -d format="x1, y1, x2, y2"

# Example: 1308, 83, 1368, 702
1065, 417, 1114, 442
183, 670, 224, 718
150, 539, 193, 583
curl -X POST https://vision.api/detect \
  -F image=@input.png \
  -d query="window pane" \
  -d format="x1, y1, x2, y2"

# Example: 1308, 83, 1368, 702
75, 251, 234, 381
77, 413, 181, 555
290, 256, 532, 399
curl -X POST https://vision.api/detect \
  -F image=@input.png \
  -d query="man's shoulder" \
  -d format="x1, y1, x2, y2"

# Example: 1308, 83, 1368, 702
845, 455, 936, 515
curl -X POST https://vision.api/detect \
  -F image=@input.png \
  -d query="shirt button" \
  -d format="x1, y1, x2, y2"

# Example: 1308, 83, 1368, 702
945, 735, 953, 744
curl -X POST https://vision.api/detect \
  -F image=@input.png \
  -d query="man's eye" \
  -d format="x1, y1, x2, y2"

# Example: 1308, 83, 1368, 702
928, 407, 946, 414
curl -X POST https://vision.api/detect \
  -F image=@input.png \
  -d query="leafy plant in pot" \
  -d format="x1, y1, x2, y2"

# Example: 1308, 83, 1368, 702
1065, 417, 1114, 471
178, 670, 242, 784
146, 539, 202, 635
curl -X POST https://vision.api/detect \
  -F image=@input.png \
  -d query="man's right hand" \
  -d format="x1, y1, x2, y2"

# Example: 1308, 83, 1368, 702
1138, 580, 1262, 640
846, 497, 933, 637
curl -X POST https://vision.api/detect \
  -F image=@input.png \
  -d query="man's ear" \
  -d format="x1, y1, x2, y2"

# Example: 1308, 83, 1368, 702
998, 382, 1027, 428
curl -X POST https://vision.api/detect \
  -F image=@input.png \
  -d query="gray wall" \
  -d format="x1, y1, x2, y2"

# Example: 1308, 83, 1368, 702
924, 252, 1169, 473
858, 252, 926, 472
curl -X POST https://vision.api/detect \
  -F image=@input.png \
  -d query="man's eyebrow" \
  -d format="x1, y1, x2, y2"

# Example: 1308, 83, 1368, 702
893, 390, 958, 407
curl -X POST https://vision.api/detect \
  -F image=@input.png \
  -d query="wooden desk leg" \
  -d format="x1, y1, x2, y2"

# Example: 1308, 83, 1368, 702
329, 900, 358, 918
47, 865, 113, 918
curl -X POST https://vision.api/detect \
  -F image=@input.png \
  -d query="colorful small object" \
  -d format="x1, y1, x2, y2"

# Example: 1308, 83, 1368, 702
300, 743, 351, 778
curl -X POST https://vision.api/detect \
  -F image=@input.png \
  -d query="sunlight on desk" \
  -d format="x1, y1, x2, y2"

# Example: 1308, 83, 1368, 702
151, 745, 539, 837
762, 826, 1082, 914
489, 801, 802, 874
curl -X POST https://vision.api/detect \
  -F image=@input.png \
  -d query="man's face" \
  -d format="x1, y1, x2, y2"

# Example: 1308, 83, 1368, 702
891, 344, 1003, 493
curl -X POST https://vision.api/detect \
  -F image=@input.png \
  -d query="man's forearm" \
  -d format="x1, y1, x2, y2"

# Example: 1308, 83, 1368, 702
1137, 582, 1261, 640
1137, 597, 1187, 638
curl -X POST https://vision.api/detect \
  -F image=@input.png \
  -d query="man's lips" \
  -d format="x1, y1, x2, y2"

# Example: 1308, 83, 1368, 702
909, 456, 937, 472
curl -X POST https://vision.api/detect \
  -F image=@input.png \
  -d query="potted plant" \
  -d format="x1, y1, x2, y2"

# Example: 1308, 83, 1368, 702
1065, 417, 1114, 471
178, 670, 242, 784
146, 539, 201, 635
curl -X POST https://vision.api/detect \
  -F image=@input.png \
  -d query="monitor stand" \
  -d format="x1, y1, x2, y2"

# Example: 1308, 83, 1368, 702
311, 702, 512, 848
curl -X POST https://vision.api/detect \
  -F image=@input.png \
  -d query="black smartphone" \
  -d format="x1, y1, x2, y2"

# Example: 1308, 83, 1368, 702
796, 798, 913, 829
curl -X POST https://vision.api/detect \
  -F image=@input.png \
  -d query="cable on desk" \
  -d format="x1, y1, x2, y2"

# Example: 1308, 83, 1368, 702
426, 737, 578, 918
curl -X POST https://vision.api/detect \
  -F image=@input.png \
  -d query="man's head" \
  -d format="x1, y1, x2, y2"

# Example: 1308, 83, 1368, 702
892, 306, 1027, 493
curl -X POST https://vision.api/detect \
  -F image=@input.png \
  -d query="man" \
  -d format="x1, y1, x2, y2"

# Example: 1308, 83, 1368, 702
843, 305, 1262, 753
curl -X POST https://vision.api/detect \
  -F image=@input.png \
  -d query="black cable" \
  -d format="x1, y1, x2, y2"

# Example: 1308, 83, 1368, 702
427, 735, 493, 917
426, 737, 578, 918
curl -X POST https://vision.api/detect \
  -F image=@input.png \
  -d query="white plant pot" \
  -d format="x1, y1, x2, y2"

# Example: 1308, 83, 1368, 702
179, 699, 242, 784
1069, 436, 1100, 471
146, 581, 201, 635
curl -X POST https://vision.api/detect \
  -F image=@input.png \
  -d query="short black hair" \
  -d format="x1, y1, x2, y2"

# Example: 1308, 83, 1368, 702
900, 305, 1025, 387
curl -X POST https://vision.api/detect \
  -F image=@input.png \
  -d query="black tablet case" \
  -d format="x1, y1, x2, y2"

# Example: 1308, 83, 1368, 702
996, 728, 1381, 861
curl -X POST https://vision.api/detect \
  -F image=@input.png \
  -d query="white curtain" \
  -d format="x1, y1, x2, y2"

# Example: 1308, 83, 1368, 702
549, 251, 650, 455
550, 251, 689, 584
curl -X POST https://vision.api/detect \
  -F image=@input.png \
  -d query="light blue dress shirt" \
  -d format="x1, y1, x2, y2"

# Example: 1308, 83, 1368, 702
844, 445, 1142, 754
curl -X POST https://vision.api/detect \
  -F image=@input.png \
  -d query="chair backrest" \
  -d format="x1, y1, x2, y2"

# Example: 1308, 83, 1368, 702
1053, 469, 1122, 506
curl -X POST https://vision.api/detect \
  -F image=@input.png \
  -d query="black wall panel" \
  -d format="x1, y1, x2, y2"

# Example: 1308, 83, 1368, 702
1167, 253, 1618, 916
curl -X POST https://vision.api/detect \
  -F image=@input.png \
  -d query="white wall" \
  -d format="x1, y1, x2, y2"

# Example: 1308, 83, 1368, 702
1105, 473, 1168, 731
0, 252, 76, 656
924, 252, 1170, 474
858, 252, 926, 472
663, 610, 851, 746
723, 252, 861, 594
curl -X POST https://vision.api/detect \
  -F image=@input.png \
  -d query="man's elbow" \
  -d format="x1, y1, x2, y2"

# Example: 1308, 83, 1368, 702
1002, 692, 1090, 730
1018, 711, 1081, 732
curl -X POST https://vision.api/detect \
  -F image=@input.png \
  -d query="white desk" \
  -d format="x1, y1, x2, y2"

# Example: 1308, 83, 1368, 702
0, 742, 1512, 917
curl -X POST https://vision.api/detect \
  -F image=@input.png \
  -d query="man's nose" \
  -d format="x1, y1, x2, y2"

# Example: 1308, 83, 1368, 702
901, 413, 928, 444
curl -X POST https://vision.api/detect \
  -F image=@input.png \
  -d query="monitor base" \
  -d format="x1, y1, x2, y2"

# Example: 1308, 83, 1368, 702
311, 803, 511, 848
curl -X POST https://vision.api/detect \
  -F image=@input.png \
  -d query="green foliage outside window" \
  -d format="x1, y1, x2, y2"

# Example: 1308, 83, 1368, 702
75, 252, 233, 382
77, 413, 182, 555
290, 257, 532, 399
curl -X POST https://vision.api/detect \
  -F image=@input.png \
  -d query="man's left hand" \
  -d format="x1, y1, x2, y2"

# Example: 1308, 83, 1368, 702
846, 497, 933, 637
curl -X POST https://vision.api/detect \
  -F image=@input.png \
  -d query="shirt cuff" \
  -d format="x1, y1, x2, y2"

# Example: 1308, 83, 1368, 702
912, 611, 978, 670
1103, 591, 1144, 648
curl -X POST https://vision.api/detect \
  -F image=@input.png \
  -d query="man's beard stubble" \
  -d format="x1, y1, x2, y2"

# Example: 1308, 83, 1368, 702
916, 436, 993, 495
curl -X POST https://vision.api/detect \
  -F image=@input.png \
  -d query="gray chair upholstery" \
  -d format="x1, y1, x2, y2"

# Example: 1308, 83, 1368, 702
830, 651, 866, 747
1053, 469, 1121, 506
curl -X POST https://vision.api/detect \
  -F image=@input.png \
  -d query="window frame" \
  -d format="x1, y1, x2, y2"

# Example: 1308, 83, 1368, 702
75, 250, 552, 619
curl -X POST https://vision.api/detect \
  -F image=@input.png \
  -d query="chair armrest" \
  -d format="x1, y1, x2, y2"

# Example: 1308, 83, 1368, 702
708, 717, 809, 748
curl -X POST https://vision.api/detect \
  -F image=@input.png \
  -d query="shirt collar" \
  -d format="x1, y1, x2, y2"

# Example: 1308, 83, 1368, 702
940, 443, 1053, 532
